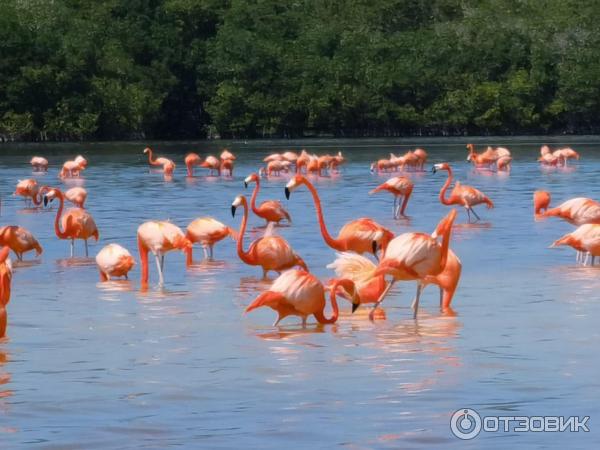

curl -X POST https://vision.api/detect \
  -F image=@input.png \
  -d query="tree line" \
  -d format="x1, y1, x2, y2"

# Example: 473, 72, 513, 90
1, 0, 599, 141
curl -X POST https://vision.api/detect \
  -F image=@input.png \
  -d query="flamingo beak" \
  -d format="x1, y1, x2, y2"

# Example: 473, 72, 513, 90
231, 205, 237, 217
352, 302, 360, 313
43, 196, 49, 207
431, 166, 437, 174
244, 181, 248, 188
285, 187, 291, 200
372, 241, 379, 255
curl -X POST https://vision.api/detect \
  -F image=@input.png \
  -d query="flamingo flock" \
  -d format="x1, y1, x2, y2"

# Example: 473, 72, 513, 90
0, 142, 590, 338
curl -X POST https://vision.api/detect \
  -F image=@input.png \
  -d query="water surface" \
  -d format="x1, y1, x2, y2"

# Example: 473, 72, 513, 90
0, 137, 599, 448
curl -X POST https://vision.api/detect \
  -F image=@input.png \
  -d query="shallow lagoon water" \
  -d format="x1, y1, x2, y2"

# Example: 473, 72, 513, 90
0, 137, 599, 448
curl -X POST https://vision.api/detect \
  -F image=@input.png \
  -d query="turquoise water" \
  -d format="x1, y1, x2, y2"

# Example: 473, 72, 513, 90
0, 138, 599, 448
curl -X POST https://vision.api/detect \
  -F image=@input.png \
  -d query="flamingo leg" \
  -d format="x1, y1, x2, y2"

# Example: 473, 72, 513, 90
369, 280, 395, 320
439, 287, 444, 308
85, 239, 89, 257
412, 283, 424, 319
301, 317, 307, 328
202, 246, 208, 259
154, 252, 164, 286
70, 239, 74, 258
393, 196, 397, 217
209, 246, 214, 259
469, 206, 481, 222
465, 207, 471, 223
160, 255, 165, 272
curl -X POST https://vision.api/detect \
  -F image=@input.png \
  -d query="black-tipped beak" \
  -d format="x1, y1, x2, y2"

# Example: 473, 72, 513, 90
43, 196, 49, 207
285, 187, 290, 200
432, 167, 437, 174
372, 241, 378, 255
352, 302, 360, 313
244, 181, 248, 189
231, 205, 237, 217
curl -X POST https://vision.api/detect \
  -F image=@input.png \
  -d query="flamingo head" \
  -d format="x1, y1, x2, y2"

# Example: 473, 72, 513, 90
432, 162, 450, 173
244, 173, 259, 188
285, 174, 305, 199
43, 187, 61, 206
143, 147, 151, 154
74, 155, 87, 168
231, 195, 246, 217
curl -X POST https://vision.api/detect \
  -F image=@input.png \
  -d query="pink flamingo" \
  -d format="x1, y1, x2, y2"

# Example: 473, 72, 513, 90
65, 187, 87, 208
244, 173, 291, 225
185, 217, 236, 264
30, 156, 48, 172
143, 147, 175, 177
534, 191, 600, 225
369, 176, 414, 218
96, 244, 136, 281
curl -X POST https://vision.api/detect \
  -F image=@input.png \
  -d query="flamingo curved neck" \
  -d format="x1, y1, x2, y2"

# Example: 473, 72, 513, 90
315, 279, 343, 324
438, 168, 454, 205
53, 192, 69, 239
302, 179, 343, 251
236, 201, 255, 265
250, 179, 261, 215
146, 149, 160, 166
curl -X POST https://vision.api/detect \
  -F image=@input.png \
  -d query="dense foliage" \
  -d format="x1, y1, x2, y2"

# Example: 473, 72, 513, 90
1, 0, 600, 140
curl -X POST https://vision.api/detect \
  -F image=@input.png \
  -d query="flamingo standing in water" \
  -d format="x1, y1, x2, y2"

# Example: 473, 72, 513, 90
366, 209, 457, 319
231, 195, 306, 278
369, 176, 414, 218
285, 175, 394, 257
200, 155, 221, 176
244, 173, 291, 226
43, 187, 99, 257
95, 244, 136, 281
0, 247, 13, 338
328, 247, 461, 312
433, 163, 494, 222
551, 224, 600, 266
185, 153, 203, 176
534, 191, 600, 225
143, 147, 175, 177
137, 221, 191, 286
14, 179, 42, 207
64, 187, 87, 208
246, 269, 358, 326
30, 156, 48, 172
185, 217, 236, 264
0, 226, 42, 261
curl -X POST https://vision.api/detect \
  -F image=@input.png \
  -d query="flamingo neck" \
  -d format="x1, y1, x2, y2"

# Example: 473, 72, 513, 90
236, 201, 255, 265
438, 218, 454, 270
53, 192, 69, 239
146, 149, 159, 166
439, 168, 453, 205
315, 279, 345, 324
138, 235, 149, 284
250, 179, 261, 216
302, 179, 343, 251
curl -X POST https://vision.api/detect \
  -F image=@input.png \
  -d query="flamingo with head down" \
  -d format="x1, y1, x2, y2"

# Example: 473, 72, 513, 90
143, 147, 175, 177
0, 226, 42, 261
369, 176, 414, 218
30, 156, 48, 172
96, 244, 136, 281
185, 217, 236, 264
246, 269, 358, 326
14, 179, 43, 207
285, 175, 394, 257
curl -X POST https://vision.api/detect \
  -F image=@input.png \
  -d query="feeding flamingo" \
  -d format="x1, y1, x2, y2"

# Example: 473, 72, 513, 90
59, 159, 84, 178
534, 191, 600, 225
43, 187, 99, 257
30, 156, 48, 172
220, 149, 236, 161
0, 226, 42, 261
185, 217, 236, 264
551, 224, 600, 266
96, 244, 136, 281
200, 155, 221, 176
0, 247, 13, 338
221, 158, 234, 176
231, 195, 306, 278
244, 173, 291, 226
14, 179, 42, 207
369, 176, 414, 218
137, 221, 192, 287
143, 147, 175, 177
246, 269, 358, 326
366, 209, 457, 319
65, 187, 87, 208
433, 163, 494, 222
285, 175, 394, 257
185, 153, 203, 176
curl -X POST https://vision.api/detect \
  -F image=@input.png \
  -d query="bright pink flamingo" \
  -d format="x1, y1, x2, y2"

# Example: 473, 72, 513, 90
185, 217, 236, 264
43, 187, 99, 257
96, 244, 135, 281
200, 155, 221, 176
137, 221, 191, 286
244, 173, 291, 225
143, 147, 175, 176
285, 175, 394, 257
367, 209, 457, 319
185, 153, 203, 176
0, 226, 42, 261
14, 179, 42, 207
231, 195, 306, 278
433, 162, 494, 222
65, 187, 87, 208
534, 191, 600, 225
30, 156, 48, 172
369, 176, 414, 218
246, 269, 358, 326
551, 224, 600, 266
